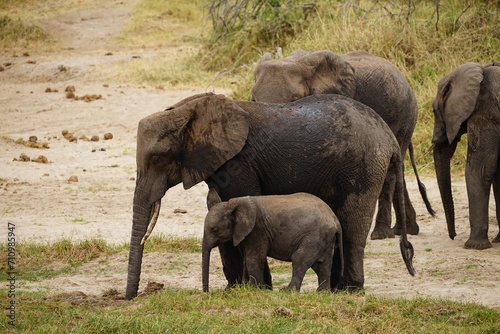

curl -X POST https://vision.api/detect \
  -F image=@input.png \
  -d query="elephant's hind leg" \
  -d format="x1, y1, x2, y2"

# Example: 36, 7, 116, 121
371, 175, 396, 240
311, 249, 333, 291
393, 183, 419, 236
492, 164, 500, 243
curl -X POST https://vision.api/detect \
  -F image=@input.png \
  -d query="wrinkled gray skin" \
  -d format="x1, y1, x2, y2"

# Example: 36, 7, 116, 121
251, 50, 435, 240
202, 190, 344, 292
125, 92, 415, 300
432, 62, 500, 249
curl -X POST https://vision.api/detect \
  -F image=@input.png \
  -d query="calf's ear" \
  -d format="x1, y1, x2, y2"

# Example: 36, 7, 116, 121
230, 198, 257, 246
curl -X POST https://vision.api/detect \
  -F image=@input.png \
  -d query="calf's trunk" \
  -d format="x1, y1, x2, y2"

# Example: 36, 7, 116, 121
202, 242, 212, 292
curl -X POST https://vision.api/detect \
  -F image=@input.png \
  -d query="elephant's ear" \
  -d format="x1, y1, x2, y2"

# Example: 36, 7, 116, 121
437, 62, 484, 144
298, 50, 356, 98
230, 197, 257, 246
206, 188, 222, 210
165, 92, 215, 110
181, 94, 249, 189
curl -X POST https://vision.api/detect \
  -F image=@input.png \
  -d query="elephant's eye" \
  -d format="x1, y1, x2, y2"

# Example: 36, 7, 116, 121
211, 227, 219, 234
150, 155, 161, 165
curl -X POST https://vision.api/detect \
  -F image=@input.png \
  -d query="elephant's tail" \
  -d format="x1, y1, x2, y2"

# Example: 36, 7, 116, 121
335, 227, 344, 280
408, 141, 436, 217
393, 151, 416, 277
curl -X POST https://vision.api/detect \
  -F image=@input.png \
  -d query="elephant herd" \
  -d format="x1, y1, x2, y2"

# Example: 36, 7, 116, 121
124, 50, 500, 300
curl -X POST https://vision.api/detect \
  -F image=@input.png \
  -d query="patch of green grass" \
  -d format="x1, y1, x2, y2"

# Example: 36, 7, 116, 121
70, 217, 90, 224
465, 263, 479, 270
4, 287, 499, 333
143, 234, 202, 253
0, 239, 124, 281
83, 184, 121, 193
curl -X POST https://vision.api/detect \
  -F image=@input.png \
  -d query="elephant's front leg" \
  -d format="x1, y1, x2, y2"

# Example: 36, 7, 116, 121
464, 147, 496, 249
491, 167, 500, 243
218, 242, 244, 287
244, 252, 270, 289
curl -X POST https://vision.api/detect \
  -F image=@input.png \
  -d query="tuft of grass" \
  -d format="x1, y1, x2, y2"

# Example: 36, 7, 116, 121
143, 234, 202, 253
0, 238, 124, 281
70, 217, 90, 224
0, 15, 48, 48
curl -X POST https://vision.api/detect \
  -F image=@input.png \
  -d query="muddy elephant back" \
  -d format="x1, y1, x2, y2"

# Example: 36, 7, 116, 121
343, 51, 417, 149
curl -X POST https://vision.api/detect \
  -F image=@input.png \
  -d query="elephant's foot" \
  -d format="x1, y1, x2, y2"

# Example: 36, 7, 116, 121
492, 233, 500, 243
393, 222, 420, 236
370, 225, 395, 240
333, 279, 364, 293
464, 237, 492, 250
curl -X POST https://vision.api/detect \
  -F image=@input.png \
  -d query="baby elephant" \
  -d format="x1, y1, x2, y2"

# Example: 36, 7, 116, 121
202, 189, 343, 292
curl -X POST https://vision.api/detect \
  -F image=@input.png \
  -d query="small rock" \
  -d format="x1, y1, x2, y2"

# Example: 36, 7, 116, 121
173, 208, 187, 214
68, 175, 78, 182
90, 135, 99, 142
103, 133, 113, 140
14, 153, 30, 162
66, 91, 75, 99
32, 155, 48, 164
29, 136, 38, 142
65, 85, 75, 93
43, 173, 50, 177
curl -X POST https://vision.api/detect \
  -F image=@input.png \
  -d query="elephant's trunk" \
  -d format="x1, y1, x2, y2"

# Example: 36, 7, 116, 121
125, 194, 162, 300
202, 240, 212, 292
433, 142, 458, 240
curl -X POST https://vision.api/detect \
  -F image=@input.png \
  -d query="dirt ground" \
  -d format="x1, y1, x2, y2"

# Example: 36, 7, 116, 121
1, 1, 499, 308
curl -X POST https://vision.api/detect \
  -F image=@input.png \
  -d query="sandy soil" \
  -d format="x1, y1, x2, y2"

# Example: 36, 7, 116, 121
1, 1, 499, 308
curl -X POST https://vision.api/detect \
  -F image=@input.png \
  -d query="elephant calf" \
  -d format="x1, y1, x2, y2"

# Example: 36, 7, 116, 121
202, 189, 344, 292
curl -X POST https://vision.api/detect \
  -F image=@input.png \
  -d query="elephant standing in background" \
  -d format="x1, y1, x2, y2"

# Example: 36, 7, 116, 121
251, 50, 435, 240
202, 190, 344, 292
125, 92, 415, 300
432, 62, 500, 249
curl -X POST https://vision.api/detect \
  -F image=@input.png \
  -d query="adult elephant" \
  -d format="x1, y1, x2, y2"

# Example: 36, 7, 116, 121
432, 62, 500, 249
125, 92, 415, 300
251, 50, 435, 240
